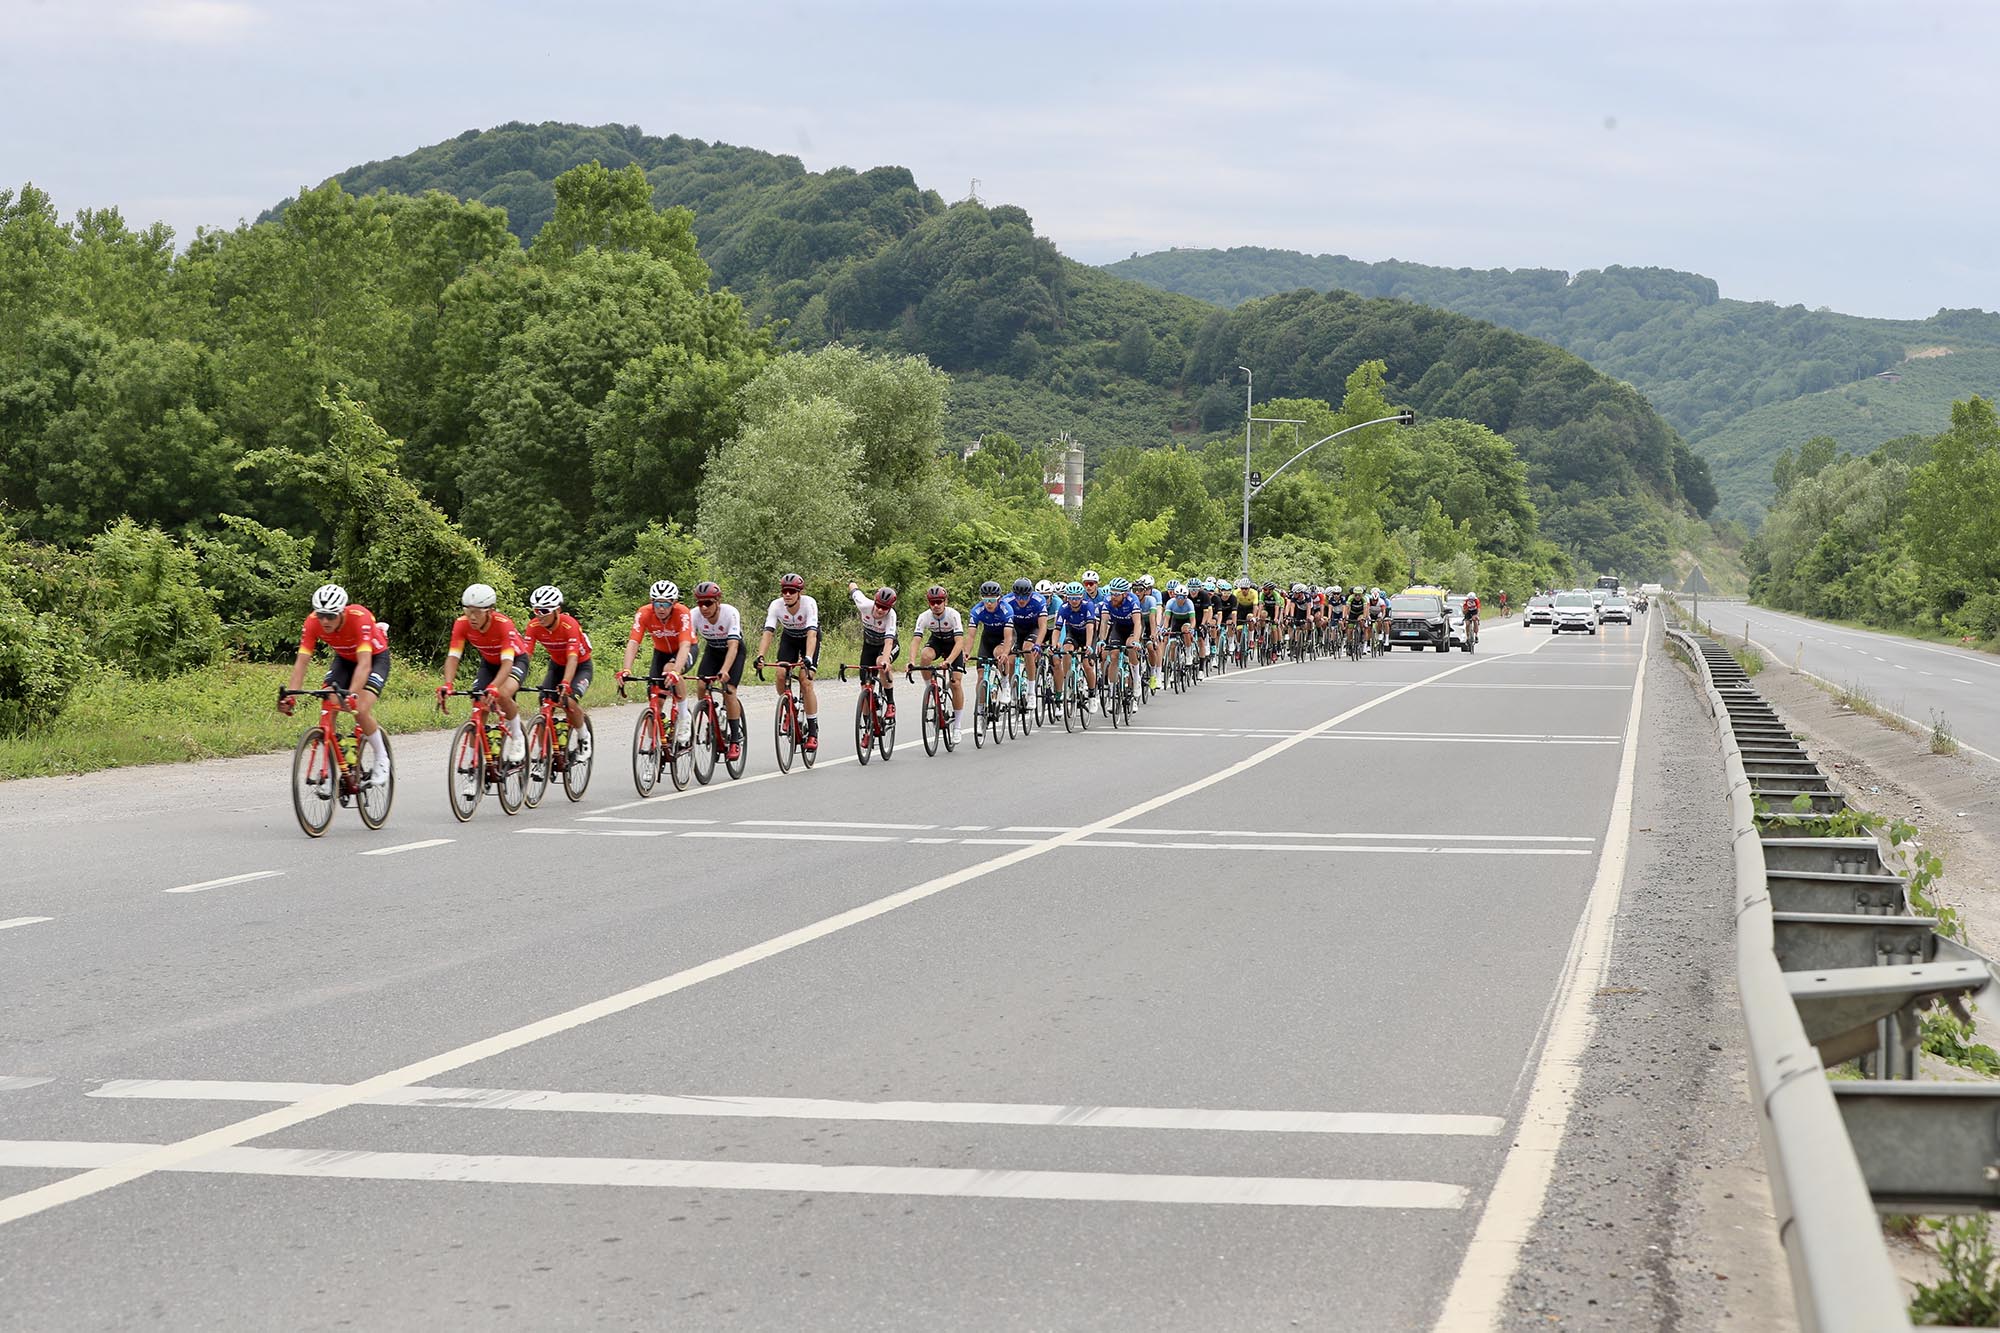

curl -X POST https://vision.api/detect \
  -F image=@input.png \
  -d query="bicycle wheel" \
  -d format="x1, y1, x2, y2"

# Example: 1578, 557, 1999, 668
725, 711, 747, 780
692, 706, 717, 784
632, 708, 662, 797
774, 693, 797, 773
494, 730, 525, 815
357, 731, 395, 830
972, 675, 987, 749
854, 691, 873, 766
447, 722, 484, 822
291, 727, 337, 838
1003, 678, 1016, 740
521, 716, 554, 809
877, 696, 896, 760
563, 717, 594, 799
667, 705, 692, 791
1060, 678, 1075, 732
921, 681, 940, 756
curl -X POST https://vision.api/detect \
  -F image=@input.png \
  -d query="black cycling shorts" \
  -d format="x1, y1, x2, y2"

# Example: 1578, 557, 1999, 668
976, 626, 1010, 659
696, 638, 745, 688
1168, 614, 1194, 633
773, 629, 814, 666
324, 649, 390, 696
1105, 619, 1141, 650
539, 659, 593, 698
860, 631, 901, 666
647, 648, 686, 683
471, 654, 529, 692
925, 632, 964, 666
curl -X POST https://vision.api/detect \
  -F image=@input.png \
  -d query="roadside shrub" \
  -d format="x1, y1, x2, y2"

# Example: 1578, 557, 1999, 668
0, 592, 90, 735
86, 519, 225, 675
189, 515, 324, 660
587, 519, 711, 655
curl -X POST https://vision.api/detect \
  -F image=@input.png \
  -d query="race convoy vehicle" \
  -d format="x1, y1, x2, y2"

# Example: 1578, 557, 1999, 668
1523, 594, 1555, 627
1600, 594, 1633, 625
1387, 590, 1451, 651
1550, 590, 1601, 635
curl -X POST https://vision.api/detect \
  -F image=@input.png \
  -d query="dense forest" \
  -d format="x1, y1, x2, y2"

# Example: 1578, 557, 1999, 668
1106, 246, 2000, 521
1748, 397, 2000, 644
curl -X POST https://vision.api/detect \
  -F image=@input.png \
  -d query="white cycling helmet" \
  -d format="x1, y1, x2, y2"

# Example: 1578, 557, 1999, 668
461, 583, 497, 609
310, 584, 348, 615
1235, 575, 1252, 589
1137, 574, 1155, 589
529, 584, 564, 611
1034, 579, 1054, 595
1081, 569, 1100, 584
650, 579, 680, 603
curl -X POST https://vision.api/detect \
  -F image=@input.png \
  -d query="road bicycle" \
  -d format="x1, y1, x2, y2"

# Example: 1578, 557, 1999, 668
1051, 646, 1091, 734
279, 687, 394, 838
442, 686, 526, 821
837, 661, 896, 764
1107, 640, 1141, 727
522, 684, 594, 808
619, 671, 690, 795
904, 661, 959, 756
689, 673, 747, 784
971, 655, 1009, 748
1032, 641, 1061, 727
755, 660, 818, 773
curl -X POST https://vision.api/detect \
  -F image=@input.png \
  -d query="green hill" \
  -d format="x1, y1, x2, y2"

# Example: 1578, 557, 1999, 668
283, 122, 1720, 578
1103, 246, 2000, 518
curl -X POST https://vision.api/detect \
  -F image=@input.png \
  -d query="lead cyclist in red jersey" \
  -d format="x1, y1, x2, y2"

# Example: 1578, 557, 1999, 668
522, 584, 594, 760
281, 584, 392, 783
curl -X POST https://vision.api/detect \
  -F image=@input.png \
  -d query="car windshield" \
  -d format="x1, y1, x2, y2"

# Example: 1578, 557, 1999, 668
1555, 593, 1593, 607
1529, 595, 1552, 605
1389, 596, 1438, 614
1604, 597, 1629, 609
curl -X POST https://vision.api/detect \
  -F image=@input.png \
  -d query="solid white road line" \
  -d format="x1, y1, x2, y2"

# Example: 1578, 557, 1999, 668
1113, 828, 1593, 842
0, 648, 1499, 1230
90, 1079, 1504, 1136
357, 838, 454, 857
0, 917, 54, 932
1434, 612, 1652, 1331
0, 1140, 1467, 1210
0, 1077, 52, 1091
1070, 841, 1591, 856
162, 871, 283, 895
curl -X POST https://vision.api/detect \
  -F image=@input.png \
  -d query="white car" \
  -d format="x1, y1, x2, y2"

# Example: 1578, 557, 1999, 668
1601, 595, 1632, 625
1551, 591, 1600, 635
1524, 595, 1555, 627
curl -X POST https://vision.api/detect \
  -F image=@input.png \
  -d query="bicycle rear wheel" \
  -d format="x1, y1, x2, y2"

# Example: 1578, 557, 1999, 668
357, 731, 395, 830
447, 722, 483, 822
1060, 679, 1075, 732
877, 696, 896, 760
692, 706, 717, 784
774, 693, 797, 773
563, 717, 594, 799
291, 728, 336, 838
494, 731, 525, 815
632, 708, 663, 797
668, 705, 693, 790
725, 711, 747, 780
522, 716, 554, 808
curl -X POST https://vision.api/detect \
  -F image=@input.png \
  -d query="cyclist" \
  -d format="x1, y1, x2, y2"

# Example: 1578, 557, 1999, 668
1006, 577, 1048, 709
437, 582, 529, 763
1462, 591, 1481, 644
1259, 581, 1282, 654
755, 573, 821, 754
915, 584, 969, 742
967, 581, 1016, 709
1225, 575, 1257, 661
1164, 580, 1199, 671
1099, 577, 1146, 700
847, 581, 900, 722
1051, 580, 1098, 700
521, 584, 594, 761
689, 581, 747, 764
281, 584, 392, 784
1371, 588, 1392, 652
1344, 585, 1367, 655
1286, 582, 1312, 655
1079, 568, 1102, 612
1137, 574, 1165, 690
618, 580, 695, 740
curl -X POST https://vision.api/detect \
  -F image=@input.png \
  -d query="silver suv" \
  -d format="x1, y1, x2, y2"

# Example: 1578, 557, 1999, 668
1550, 591, 1600, 636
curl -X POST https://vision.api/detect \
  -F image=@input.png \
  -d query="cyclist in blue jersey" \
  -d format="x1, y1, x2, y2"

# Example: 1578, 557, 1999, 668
968, 581, 1017, 705
1099, 577, 1146, 700
1164, 581, 1199, 666
1079, 569, 1102, 616
1006, 578, 1047, 711
1052, 581, 1098, 699
1135, 574, 1164, 690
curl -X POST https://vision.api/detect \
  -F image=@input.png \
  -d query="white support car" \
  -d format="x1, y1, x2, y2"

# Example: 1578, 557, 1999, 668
1524, 595, 1555, 627
1551, 591, 1601, 635
1600, 595, 1633, 625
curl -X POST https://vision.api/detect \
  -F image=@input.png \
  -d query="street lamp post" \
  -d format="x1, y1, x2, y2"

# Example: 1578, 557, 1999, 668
1243, 410, 1417, 566
1238, 367, 1253, 577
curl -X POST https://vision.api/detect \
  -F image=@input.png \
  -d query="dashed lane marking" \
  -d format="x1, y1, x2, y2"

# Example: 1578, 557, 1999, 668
358, 838, 455, 857
0, 918, 53, 932
162, 871, 283, 896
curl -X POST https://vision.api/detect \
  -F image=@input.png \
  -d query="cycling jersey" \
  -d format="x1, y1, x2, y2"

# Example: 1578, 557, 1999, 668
1233, 588, 1257, 608
764, 595, 819, 634
1165, 594, 1197, 620
1140, 591, 1161, 617
692, 603, 743, 642
522, 612, 592, 665
968, 600, 1013, 629
1006, 593, 1046, 627
448, 612, 528, 665
1101, 593, 1142, 624
914, 606, 967, 638
1346, 597, 1366, 620
850, 588, 897, 640
300, 606, 388, 660
1054, 598, 1096, 643
629, 602, 694, 654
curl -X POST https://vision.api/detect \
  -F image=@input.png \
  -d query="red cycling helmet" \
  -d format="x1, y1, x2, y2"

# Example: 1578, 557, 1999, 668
925, 584, 948, 603
693, 581, 721, 603
779, 573, 805, 592
874, 586, 898, 609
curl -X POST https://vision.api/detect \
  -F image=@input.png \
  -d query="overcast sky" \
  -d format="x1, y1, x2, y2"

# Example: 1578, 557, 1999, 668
6, 0, 1994, 319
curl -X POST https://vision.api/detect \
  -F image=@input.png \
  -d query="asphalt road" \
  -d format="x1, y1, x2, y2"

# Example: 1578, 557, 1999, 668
0, 617, 1658, 1330
1716, 599, 2000, 766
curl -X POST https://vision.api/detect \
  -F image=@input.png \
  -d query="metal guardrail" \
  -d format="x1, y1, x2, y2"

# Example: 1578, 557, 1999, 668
1667, 622, 2000, 1331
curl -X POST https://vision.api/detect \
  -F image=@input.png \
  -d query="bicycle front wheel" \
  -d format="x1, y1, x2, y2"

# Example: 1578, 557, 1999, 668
494, 733, 525, 815
854, 691, 873, 766
447, 722, 484, 823
522, 717, 554, 809
774, 693, 796, 773
291, 727, 336, 838
972, 676, 987, 749
632, 708, 662, 797
921, 682, 940, 756
692, 706, 717, 784
563, 717, 594, 799
357, 731, 395, 830
668, 705, 693, 791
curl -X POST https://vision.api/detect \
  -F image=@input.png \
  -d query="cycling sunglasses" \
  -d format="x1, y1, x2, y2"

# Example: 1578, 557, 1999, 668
695, 597, 719, 608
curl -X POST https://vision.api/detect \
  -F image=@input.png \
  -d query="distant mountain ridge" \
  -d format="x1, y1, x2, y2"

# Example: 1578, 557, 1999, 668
1103, 246, 2000, 521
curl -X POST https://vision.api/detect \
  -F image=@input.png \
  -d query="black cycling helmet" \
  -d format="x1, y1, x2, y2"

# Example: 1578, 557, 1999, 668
1012, 578, 1033, 595
979, 580, 1003, 598
1261, 581, 1276, 591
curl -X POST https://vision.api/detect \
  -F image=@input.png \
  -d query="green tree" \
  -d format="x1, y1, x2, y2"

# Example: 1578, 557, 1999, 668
696, 396, 864, 605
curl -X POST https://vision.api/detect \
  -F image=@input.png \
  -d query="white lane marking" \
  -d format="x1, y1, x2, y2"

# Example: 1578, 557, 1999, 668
909, 837, 954, 845
956, 838, 1041, 847
585, 753, 861, 817
162, 871, 283, 896
0, 917, 54, 932
0, 1140, 1466, 1210
680, 831, 898, 845
951, 824, 990, 831
0, 1077, 53, 1091
578, 816, 718, 825
1920, 671, 1934, 677
1001, 825, 1069, 833
1072, 841, 1591, 856
515, 828, 574, 835
1955, 678, 1973, 686
1895, 664, 1909, 671
0, 648, 1498, 1230
733, 819, 937, 831
357, 838, 454, 857
1314, 735, 1618, 746
1115, 828, 1594, 843
1434, 612, 1651, 1330
574, 829, 672, 838
90, 1080, 1503, 1137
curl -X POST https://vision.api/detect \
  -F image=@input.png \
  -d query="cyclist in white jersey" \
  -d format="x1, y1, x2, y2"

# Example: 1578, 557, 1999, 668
914, 584, 968, 742
690, 581, 746, 764
848, 582, 901, 721
755, 573, 821, 753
